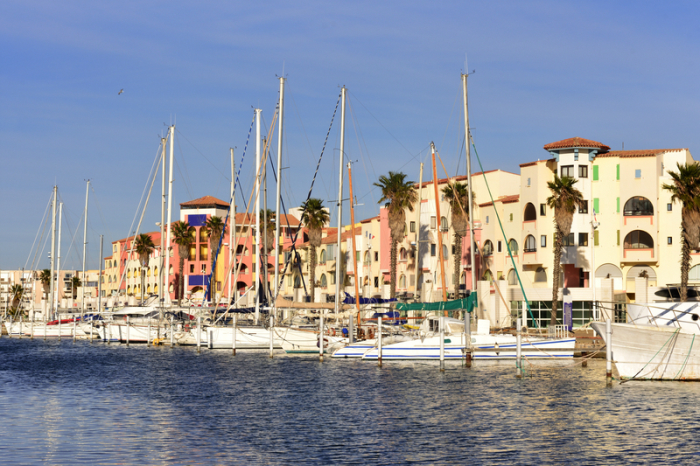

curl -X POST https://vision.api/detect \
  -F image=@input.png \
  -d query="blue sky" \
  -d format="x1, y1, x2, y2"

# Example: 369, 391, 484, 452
2, 0, 700, 270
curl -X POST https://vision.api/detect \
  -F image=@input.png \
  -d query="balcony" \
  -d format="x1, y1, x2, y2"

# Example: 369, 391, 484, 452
522, 250, 541, 265
622, 248, 656, 263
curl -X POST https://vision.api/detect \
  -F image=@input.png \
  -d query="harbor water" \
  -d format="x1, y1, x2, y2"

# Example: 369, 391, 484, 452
1, 338, 699, 465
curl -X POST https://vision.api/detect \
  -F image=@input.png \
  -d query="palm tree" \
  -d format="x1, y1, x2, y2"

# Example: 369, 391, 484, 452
442, 182, 473, 293
171, 220, 195, 306
71, 276, 82, 299
663, 162, 700, 301
39, 269, 51, 303
546, 174, 585, 326
300, 199, 330, 302
133, 234, 155, 305
205, 216, 227, 302
10, 284, 23, 312
374, 171, 418, 298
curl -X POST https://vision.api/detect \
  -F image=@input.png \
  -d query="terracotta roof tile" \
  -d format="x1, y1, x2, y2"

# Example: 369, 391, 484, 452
180, 195, 230, 208
543, 137, 610, 152
478, 194, 520, 208
519, 159, 554, 168
595, 148, 686, 158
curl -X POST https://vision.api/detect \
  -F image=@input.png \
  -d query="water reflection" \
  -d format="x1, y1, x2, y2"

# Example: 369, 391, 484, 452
1, 338, 699, 464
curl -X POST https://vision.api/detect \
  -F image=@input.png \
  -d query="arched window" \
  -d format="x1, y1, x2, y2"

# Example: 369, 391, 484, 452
147, 268, 152, 277
153, 266, 158, 277
524, 235, 537, 252
624, 231, 654, 249
363, 276, 369, 286
399, 274, 406, 288
440, 217, 448, 230
320, 274, 327, 288
483, 240, 493, 256
199, 228, 208, 242
108, 275, 112, 283
236, 245, 247, 255
169, 283, 174, 292
534, 267, 547, 282
127, 286, 131, 294
147, 285, 152, 294
524, 203, 537, 221
364, 251, 370, 264
239, 263, 249, 274
320, 249, 326, 264
507, 269, 518, 285
690, 265, 700, 281
154, 285, 158, 294
508, 239, 519, 255
400, 247, 407, 261
624, 197, 654, 216
169, 265, 174, 275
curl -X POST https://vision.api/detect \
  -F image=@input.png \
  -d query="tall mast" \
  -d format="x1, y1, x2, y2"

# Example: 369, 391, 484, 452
333, 87, 347, 315
98, 235, 104, 312
254, 109, 262, 324
347, 162, 361, 326
160, 137, 167, 304
462, 73, 476, 295
48, 186, 57, 321
431, 142, 447, 304
164, 125, 175, 305
81, 180, 89, 314
229, 148, 236, 304
55, 202, 63, 313
415, 163, 424, 299
274, 77, 285, 312
263, 138, 269, 301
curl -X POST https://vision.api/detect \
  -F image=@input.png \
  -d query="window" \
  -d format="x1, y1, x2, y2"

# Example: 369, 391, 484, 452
527, 178, 531, 187
540, 204, 546, 216
579, 200, 588, 214
668, 237, 673, 245
431, 244, 436, 257
330, 274, 336, 285
399, 248, 407, 261
509, 213, 513, 222
399, 274, 406, 288
442, 245, 448, 258
374, 277, 379, 288
497, 240, 502, 253
667, 203, 673, 211
320, 274, 327, 288
534, 267, 547, 283
410, 221, 416, 233
440, 217, 448, 231
374, 252, 378, 261
451, 245, 456, 255
483, 240, 493, 256
320, 249, 326, 264
524, 235, 537, 252
624, 230, 654, 249
430, 216, 437, 229
507, 269, 518, 286
486, 216, 489, 224
201, 264, 207, 273
524, 203, 537, 221
561, 165, 574, 178
579, 233, 588, 246
562, 233, 575, 247
624, 197, 654, 216
579, 165, 588, 178
508, 239, 519, 255
635, 169, 642, 179
593, 165, 599, 181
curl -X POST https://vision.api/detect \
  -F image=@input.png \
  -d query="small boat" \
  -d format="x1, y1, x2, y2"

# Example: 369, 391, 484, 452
97, 306, 162, 343
361, 316, 575, 361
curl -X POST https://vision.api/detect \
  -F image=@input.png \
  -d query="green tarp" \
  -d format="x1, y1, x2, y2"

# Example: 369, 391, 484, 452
395, 293, 477, 313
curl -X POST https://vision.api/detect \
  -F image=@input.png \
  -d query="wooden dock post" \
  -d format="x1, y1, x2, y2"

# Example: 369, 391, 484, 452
606, 319, 612, 386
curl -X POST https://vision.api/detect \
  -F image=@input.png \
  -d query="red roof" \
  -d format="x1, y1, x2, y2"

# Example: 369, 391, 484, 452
595, 148, 686, 158
543, 137, 610, 152
285, 226, 361, 250
180, 195, 230, 208
519, 159, 553, 168
479, 194, 520, 208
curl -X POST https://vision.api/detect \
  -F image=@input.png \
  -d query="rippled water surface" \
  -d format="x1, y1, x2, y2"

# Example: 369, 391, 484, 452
1, 337, 699, 465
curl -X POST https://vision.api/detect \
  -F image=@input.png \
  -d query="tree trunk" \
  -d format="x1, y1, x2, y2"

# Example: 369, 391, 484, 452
178, 256, 185, 306
681, 233, 690, 302
210, 235, 219, 303
309, 246, 317, 302
141, 269, 146, 306
453, 233, 463, 294
390, 239, 397, 298
551, 227, 563, 326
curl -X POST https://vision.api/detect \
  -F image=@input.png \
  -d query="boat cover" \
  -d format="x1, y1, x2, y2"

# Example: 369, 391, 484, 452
343, 293, 397, 305
395, 293, 477, 313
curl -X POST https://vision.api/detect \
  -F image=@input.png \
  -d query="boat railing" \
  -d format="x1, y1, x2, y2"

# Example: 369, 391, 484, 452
547, 325, 568, 340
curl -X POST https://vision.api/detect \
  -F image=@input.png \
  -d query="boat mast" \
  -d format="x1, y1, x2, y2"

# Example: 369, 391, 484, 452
431, 142, 448, 304
164, 125, 175, 306
48, 186, 57, 322
159, 136, 167, 306
333, 87, 347, 317
416, 163, 424, 299
347, 162, 361, 326
81, 180, 89, 314
229, 148, 236, 305
274, 76, 285, 319
55, 202, 63, 314
263, 138, 269, 302
255, 109, 262, 324
98, 235, 103, 312
462, 73, 477, 296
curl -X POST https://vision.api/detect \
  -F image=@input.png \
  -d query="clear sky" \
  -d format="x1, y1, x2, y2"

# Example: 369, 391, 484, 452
2, 0, 700, 270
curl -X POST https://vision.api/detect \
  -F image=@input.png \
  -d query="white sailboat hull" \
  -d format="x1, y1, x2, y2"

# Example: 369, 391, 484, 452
176, 326, 283, 349
592, 322, 700, 381
273, 327, 346, 353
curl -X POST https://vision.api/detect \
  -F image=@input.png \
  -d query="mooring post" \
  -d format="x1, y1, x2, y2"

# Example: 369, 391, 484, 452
208, 329, 213, 350
377, 316, 383, 367
439, 315, 445, 372
232, 314, 237, 356
170, 314, 174, 347
319, 312, 325, 362
126, 315, 130, 347
73, 318, 76, 343
57, 316, 61, 341
147, 319, 151, 347
19, 317, 23, 339
348, 313, 354, 345
269, 314, 274, 358
464, 310, 472, 368
197, 314, 201, 353
606, 319, 612, 386
30, 316, 34, 340
516, 318, 522, 379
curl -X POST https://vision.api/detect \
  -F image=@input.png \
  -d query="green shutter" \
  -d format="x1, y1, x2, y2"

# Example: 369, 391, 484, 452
616, 197, 620, 213
616, 164, 620, 180
593, 198, 599, 214
593, 165, 599, 181
617, 230, 620, 246
510, 213, 513, 221
594, 230, 599, 246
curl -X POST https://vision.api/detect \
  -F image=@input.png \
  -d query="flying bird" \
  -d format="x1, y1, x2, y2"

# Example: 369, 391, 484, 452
118, 89, 124, 95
